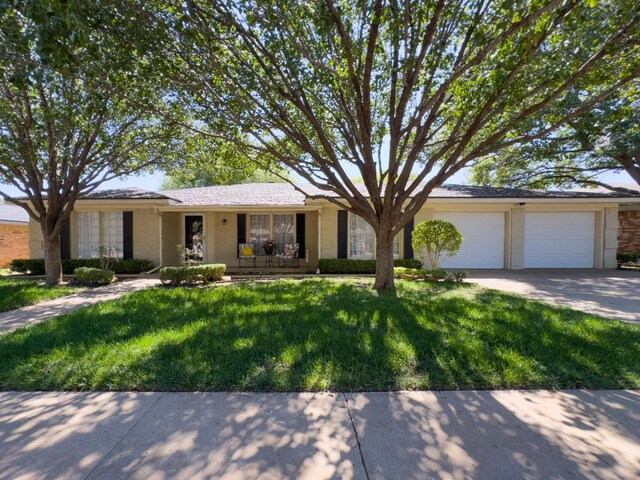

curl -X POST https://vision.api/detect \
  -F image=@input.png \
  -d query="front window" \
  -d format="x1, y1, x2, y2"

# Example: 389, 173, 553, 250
101, 212, 124, 258
349, 213, 400, 260
77, 212, 99, 258
248, 214, 296, 255
349, 214, 374, 259
273, 214, 295, 247
249, 214, 271, 255
77, 211, 125, 259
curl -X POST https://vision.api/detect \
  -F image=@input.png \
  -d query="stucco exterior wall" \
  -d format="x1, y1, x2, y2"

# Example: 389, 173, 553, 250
28, 219, 44, 259
0, 223, 30, 267
618, 209, 640, 253
132, 209, 161, 264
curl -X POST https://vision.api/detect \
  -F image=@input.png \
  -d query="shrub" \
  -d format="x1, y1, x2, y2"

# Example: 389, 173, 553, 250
617, 252, 640, 267
319, 258, 423, 274
444, 271, 468, 283
412, 220, 462, 270
393, 267, 424, 280
423, 268, 448, 281
10, 259, 46, 275
393, 258, 423, 269
159, 264, 226, 285
74, 267, 115, 284
10, 258, 155, 275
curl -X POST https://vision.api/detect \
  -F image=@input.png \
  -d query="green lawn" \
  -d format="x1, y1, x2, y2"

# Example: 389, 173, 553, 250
1, 278, 638, 391
0, 278, 81, 313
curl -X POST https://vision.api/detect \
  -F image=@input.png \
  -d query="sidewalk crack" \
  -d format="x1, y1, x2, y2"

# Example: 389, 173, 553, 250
343, 392, 370, 480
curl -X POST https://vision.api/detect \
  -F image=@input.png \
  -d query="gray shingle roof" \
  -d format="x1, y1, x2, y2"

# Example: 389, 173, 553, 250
71, 183, 639, 206
163, 183, 306, 206
0, 204, 29, 224
80, 188, 173, 200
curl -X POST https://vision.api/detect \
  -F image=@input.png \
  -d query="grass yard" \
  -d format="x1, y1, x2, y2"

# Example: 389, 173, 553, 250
1, 278, 638, 391
0, 278, 81, 313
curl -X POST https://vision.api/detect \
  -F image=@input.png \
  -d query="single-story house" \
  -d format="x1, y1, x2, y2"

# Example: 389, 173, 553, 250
26, 183, 640, 270
0, 203, 30, 267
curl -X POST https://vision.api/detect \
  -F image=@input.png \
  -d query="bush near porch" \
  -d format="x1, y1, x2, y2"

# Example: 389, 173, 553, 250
10, 258, 154, 275
1, 278, 638, 392
318, 258, 423, 273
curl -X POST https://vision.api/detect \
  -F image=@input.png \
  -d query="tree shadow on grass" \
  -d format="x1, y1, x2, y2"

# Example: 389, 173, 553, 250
0, 279, 638, 391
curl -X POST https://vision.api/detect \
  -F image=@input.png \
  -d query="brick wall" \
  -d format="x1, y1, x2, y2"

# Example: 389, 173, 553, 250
618, 210, 640, 253
0, 223, 30, 267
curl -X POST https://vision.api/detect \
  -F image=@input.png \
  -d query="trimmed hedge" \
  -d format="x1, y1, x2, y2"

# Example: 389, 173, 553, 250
74, 267, 115, 284
160, 264, 226, 285
10, 258, 155, 275
318, 258, 424, 274
617, 252, 640, 266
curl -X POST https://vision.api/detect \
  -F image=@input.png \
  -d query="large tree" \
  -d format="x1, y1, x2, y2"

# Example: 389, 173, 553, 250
472, 85, 640, 193
0, 2, 185, 284
151, 0, 639, 291
160, 137, 289, 189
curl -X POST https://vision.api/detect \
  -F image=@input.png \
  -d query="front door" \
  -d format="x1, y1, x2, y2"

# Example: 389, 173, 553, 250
185, 215, 204, 262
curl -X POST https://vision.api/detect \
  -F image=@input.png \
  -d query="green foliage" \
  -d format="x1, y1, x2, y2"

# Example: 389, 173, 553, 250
617, 252, 640, 266
73, 267, 115, 284
412, 221, 463, 270
472, 89, 640, 191
393, 259, 424, 269
159, 264, 226, 285
10, 259, 46, 275
10, 258, 154, 275
319, 259, 420, 274
1, 279, 639, 391
161, 138, 291, 189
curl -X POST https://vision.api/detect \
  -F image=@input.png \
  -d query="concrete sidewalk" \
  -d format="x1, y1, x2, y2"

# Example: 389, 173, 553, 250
0, 277, 160, 334
0, 390, 637, 479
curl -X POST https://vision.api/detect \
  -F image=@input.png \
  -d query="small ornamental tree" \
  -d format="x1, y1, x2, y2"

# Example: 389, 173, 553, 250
412, 220, 463, 271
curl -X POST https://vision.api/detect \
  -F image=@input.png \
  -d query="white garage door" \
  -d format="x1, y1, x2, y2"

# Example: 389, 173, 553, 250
524, 212, 595, 268
434, 212, 505, 269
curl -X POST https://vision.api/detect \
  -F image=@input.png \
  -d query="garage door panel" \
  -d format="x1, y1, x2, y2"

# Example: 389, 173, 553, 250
524, 212, 595, 268
434, 212, 505, 269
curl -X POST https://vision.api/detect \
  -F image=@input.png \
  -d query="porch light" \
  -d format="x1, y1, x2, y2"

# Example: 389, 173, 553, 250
222, 218, 227, 225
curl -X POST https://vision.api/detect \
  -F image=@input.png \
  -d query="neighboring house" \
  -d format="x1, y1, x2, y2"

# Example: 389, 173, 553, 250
0, 204, 30, 267
25, 184, 640, 270
618, 205, 640, 253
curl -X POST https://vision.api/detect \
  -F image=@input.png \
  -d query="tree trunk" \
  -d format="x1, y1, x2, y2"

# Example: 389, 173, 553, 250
43, 228, 63, 285
373, 234, 395, 292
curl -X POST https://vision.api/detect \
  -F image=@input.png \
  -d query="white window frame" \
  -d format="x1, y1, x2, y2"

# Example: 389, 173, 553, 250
77, 211, 126, 259
348, 213, 401, 260
247, 213, 296, 256
77, 211, 99, 259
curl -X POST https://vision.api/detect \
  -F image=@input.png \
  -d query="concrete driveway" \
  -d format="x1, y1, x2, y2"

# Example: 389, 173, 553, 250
468, 269, 640, 323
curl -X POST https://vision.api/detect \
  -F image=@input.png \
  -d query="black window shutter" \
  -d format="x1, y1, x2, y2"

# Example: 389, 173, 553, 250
296, 213, 306, 258
122, 211, 134, 260
403, 217, 415, 259
337, 210, 348, 259
60, 217, 71, 259
237, 214, 246, 257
